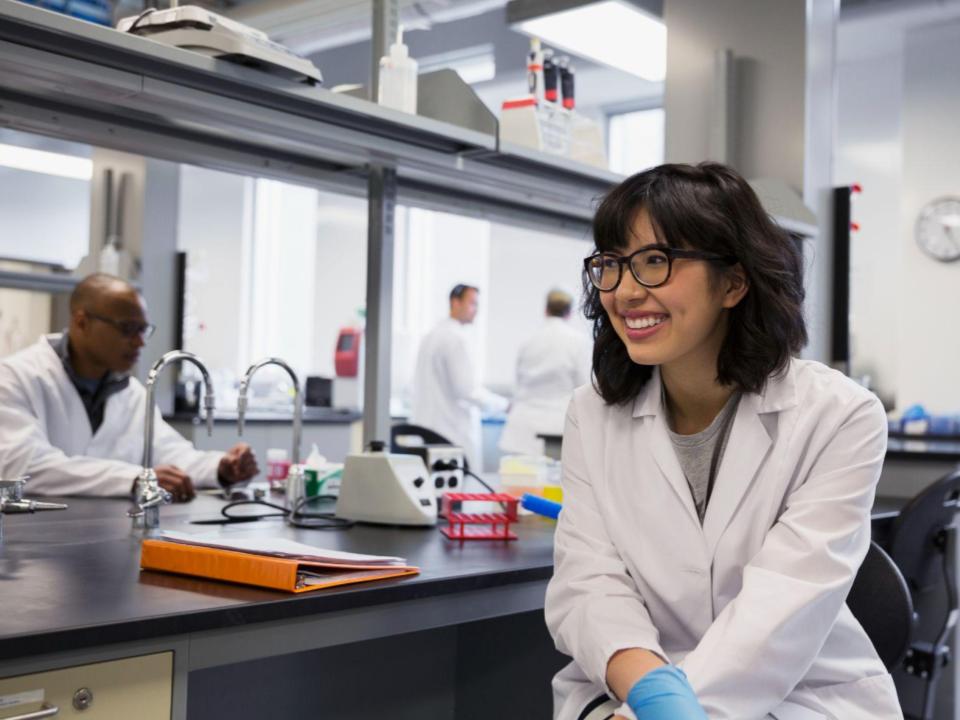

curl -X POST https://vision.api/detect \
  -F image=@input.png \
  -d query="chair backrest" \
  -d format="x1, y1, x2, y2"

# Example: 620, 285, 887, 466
888, 468, 960, 592
847, 541, 914, 671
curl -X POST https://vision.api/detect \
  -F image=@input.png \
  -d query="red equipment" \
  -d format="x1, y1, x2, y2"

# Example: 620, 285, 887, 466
334, 327, 363, 377
439, 492, 519, 541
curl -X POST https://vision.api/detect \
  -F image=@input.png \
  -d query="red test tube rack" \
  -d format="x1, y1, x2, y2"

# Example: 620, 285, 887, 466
440, 492, 519, 541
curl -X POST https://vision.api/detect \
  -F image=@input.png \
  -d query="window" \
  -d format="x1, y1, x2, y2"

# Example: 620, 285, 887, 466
607, 107, 665, 175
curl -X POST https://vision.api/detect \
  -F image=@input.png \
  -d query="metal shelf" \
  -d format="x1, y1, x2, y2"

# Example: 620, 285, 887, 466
0, 269, 79, 294
0, 0, 620, 226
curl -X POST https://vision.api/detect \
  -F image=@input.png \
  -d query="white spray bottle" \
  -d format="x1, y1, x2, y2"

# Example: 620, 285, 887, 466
378, 25, 418, 114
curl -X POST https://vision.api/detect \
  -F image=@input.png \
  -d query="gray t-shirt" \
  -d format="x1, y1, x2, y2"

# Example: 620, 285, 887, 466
667, 392, 741, 522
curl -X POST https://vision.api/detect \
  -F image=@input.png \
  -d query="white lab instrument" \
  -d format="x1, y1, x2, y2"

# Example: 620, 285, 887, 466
335, 445, 436, 526
546, 360, 901, 720
392, 443, 465, 502
0, 335, 223, 497
116, 6, 323, 85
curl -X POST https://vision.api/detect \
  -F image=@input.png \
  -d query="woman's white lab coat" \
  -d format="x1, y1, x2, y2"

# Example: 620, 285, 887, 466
545, 359, 902, 720
499, 317, 591, 456
0, 335, 222, 496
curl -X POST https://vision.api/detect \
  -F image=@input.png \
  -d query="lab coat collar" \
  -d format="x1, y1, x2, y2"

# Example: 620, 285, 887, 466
631, 361, 799, 419
631, 361, 798, 550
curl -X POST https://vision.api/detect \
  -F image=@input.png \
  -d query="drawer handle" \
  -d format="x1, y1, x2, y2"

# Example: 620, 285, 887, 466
3, 703, 59, 719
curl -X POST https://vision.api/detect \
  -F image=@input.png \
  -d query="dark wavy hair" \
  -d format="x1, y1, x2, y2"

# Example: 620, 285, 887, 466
586, 162, 807, 404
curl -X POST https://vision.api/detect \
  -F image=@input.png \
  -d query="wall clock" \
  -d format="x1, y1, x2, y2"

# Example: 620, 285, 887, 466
916, 196, 960, 262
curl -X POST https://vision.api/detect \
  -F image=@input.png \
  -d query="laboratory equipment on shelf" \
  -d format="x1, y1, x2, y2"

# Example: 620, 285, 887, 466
130, 351, 215, 530
0, 476, 67, 541
335, 442, 437, 526
237, 357, 304, 517
116, 6, 323, 85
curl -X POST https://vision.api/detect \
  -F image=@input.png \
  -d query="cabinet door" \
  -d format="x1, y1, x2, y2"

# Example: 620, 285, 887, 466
0, 652, 172, 719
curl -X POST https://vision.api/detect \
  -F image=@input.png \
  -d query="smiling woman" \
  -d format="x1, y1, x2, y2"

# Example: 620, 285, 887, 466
584, 162, 807, 406
545, 162, 902, 720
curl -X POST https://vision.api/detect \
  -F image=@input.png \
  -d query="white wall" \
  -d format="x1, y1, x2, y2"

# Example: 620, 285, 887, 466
312, 192, 368, 378
485, 223, 592, 392
837, 15, 960, 412
177, 165, 250, 376
896, 19, 960, 411
835, 50, 903, 404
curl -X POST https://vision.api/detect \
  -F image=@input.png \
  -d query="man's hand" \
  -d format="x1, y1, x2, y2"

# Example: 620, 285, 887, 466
218, 443, 259, 486
155, 465, 196, 503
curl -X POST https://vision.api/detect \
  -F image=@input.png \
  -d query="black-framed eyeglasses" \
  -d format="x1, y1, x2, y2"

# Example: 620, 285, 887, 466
86, 312, 156, 340
583, 245, 738, 292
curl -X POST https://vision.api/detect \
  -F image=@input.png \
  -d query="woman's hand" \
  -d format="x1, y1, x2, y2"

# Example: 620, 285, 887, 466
626, 665, 707, 719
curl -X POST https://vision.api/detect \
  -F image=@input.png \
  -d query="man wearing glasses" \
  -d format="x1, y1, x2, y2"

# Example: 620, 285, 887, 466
0, 273, 257, 501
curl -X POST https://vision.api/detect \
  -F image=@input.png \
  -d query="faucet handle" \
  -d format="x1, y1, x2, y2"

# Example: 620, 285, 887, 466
129, 468, 172, 518
0, 476, 29, 502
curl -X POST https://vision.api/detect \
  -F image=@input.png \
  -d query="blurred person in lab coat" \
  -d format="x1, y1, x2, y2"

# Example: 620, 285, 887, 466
499, 289, 591, 456
545, 164, 901, 720
410, 284, 508, 470
0, 273, 258, 501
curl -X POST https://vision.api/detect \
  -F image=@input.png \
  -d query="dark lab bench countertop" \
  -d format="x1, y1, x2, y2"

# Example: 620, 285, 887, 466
886, 435, 960, 462
164, 407, 362, 425
0, 494, 556, 662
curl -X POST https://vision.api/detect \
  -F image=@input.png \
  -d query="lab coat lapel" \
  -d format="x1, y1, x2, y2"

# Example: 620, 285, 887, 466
633, 369, 701, 529
701, 392, 773, 554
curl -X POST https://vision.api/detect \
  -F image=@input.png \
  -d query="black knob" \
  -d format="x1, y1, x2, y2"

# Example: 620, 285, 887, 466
449, 458, 459, 468
448, 476, 458, 488
413, 477, 424, 488
368, 440, 386, 452
434, 476, 444, 489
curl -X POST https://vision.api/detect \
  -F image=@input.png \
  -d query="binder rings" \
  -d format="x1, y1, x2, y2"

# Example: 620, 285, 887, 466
140, 539, 420, 593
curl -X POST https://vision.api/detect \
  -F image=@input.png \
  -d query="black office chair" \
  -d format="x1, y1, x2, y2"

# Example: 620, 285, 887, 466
847, 541, 915, 671
879, 468, 960, 720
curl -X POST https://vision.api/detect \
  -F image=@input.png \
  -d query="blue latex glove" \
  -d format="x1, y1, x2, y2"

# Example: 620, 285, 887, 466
626, 665, 707, 719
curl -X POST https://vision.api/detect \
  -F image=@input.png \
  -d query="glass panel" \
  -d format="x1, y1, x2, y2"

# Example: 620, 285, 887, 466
177, 165, 367, 409
0, 129, 92, 269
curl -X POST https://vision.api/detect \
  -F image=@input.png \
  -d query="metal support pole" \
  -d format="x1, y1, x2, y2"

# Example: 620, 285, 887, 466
371, 0, 399, 102
363, 165, 397, 447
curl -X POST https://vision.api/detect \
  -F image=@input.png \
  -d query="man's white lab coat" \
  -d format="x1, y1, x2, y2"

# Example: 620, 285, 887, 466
0, 335, 222, 496
410, 318, 507, 470
499, 317, 591, 456
545, 359, 902, 720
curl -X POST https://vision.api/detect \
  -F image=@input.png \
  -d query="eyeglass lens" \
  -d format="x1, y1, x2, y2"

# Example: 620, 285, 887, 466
587, 249, 670, 290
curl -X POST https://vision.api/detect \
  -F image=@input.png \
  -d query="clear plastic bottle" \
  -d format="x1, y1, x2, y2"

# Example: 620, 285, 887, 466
377, 26, 418, 114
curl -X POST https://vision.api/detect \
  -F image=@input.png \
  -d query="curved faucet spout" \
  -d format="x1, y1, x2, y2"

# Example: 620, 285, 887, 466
142, 350, 215, 470
238, 358, 302, 465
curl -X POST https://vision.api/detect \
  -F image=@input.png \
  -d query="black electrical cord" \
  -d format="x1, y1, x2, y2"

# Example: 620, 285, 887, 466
191, 494, 353, 529
463, 468, 497, 494
126, 7, 156, 33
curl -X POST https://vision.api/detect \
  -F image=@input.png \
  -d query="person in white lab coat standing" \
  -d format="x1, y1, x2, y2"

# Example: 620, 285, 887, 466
0, 274, 258, 500
545, 164, 902, 720
411, 284, 508, 470
499, 289, 591, 456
